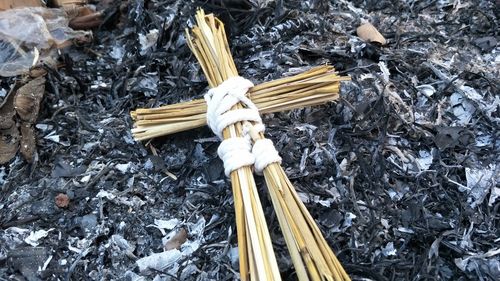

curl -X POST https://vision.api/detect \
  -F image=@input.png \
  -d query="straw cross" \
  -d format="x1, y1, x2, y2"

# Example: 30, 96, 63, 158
131, 10, 351, 281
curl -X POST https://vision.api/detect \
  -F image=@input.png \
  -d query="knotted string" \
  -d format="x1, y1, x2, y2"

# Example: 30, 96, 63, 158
204, 76, 282, 176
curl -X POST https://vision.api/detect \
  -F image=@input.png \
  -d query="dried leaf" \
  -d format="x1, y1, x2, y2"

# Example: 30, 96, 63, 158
164, 228, 188, 251
69, 11, 103, 30
0, 87, 19, 164
0, 0, 42, 11
19, 124, 36, 162
0, 125, 20, 164
0, 87, 16, 129
14, 77, 45, 124
356, 23, 386, 45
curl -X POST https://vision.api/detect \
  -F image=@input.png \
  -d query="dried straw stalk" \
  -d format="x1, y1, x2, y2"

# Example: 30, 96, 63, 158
186, 10, 281, 281
130, 65, 349, 141
246, 124, 351, 281
184, 9, 351, 281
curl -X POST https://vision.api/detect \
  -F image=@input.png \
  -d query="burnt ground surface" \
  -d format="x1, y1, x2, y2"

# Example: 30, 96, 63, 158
1, 0, 499, 280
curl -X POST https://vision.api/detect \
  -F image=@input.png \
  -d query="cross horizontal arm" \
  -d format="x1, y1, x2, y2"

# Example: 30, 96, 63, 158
131, 66, 349, 140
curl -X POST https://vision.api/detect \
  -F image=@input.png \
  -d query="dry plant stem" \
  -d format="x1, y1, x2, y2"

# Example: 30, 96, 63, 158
224, 115, 280, 281
131, 69, 349, 140
132, 67, 346, 118
187, 10, 281, 281
245, 124, 351, 281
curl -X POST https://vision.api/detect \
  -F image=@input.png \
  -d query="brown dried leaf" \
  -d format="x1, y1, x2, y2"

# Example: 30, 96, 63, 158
29, 67, 48, 78
356, 23, 386, 45
19, 123, 36, 162
0, 87, 19, 164
164, 228, 188, 251
0, 0, 43, 11
0, 77, 45, 164
0, 114, 15, 130
0, 126, 20, 164
14, 77, 45, 124
69, 11, 103, 30
0, 86, 17, 127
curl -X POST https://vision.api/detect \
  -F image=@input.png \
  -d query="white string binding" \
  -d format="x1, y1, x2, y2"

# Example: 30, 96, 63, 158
252, 138, 281, 174
217, 137, 254, 176
205, 77, 261, 139
204, 76, 282, 176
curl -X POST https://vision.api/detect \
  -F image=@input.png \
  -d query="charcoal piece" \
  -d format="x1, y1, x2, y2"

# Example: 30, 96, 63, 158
192, 143, 208, 167
359, 44, 380, 61
401, 201, 421, 226
434, 126, 473, 150
202, 158, 224, 182
163, 146, 188, 169
51, 158, 87, 178
30, 199, 58, 216
425, 215, 452, 231
145, 155, 165, 172
319, 209, 343, 229
473, 36, 497, 52
8, 247, 49, 281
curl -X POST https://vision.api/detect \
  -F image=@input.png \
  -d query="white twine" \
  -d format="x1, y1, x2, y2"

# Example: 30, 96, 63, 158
205, 77, 261, 139
217, 137, 254, 176
204, 76, 282, 176
252, 138, 281, 173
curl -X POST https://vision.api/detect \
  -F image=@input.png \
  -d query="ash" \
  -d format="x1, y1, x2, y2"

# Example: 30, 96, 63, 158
1, 1, 498, 280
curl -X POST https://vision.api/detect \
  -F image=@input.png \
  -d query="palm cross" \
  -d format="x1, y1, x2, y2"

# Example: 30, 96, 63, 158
131, 10, 350, 281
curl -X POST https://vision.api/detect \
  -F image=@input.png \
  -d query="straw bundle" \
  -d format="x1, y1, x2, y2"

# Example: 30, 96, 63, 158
131, 66, 349, 141
130, 8, 352, 280
184, 10, 281, 281
245, 123, 351, 281
182, 10, 351, 281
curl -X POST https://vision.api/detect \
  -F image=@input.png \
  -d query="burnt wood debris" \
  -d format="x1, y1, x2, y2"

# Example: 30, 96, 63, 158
0, 1, 499, 281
